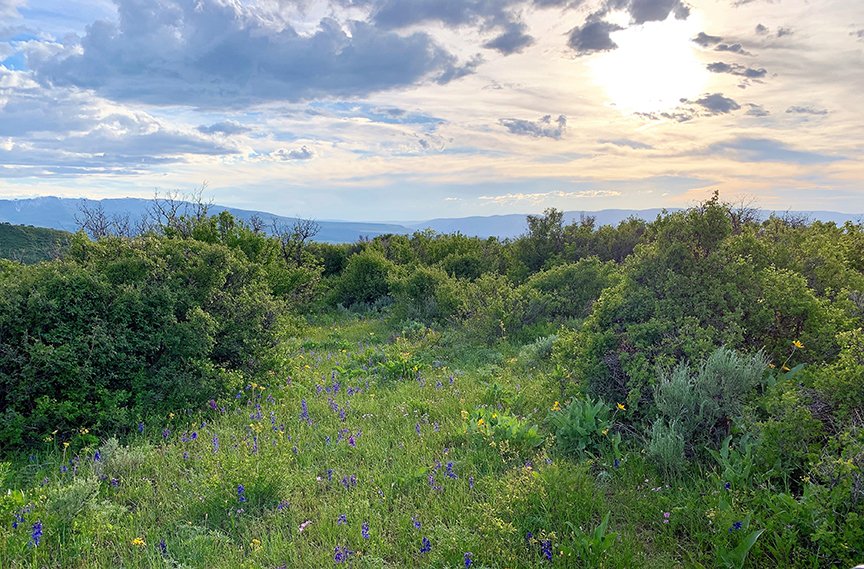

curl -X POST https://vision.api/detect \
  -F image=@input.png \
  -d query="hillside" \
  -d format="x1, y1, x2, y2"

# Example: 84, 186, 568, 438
0, 223, 70, 263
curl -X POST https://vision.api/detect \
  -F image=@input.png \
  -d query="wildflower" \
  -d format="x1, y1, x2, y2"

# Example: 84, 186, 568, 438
348, 434, 356, 447
138, 422, 145, 433
159, 538, 167, 556
362, 521, 370, 539
94, 450, 101, 462
110, 478, 120, 487
469, 476, 475, 490
541, 539, 553, 561
792, 340, 805, 349
238, 485, 247, 503
724, 482, 731, 490
334, 545, 351, 563
663, 512, 670, 524
412, 516, 422, 530
782, 365, 791, 372
729, 521, 743, 532
613, 458, 620, 469
63, 441, 70, 449
551, 401, 561, 412
464, 552, 473, 567
420, 536, 431, 554
132, 537, 146, 548
602, 428, 609, 436
250, 538, 261, 550
277, 500, 290, 511
445, 462, 458, 479
300, 399, 311, 423
415, 423, 422, 436
298, 520, 312, 533
616, 403, 626, 411
477, 418, 485, 427
162, 429, 171, 440
190, 432, 197, 440
337, 514, 347, 525
30, 520, 42, 547
212, 434, 220, 453
208, 399, 218, 410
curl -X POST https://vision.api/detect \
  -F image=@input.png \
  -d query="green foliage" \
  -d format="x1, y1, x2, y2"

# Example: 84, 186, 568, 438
812, 327, 864, 417
547, 397, 619, 458
465, 407, 543, 453
389, 264, 464, 323
522, 256, 620, 321
0, 235, 287, 448
0, 223, 70, 263
332, 248, 393, 307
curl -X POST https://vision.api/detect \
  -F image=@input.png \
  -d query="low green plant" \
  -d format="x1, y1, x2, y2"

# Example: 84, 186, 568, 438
548, 397, 620, 458
465, 407, 543, 452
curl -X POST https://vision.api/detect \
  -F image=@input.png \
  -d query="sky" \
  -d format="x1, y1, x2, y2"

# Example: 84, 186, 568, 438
0, 0, 862, 221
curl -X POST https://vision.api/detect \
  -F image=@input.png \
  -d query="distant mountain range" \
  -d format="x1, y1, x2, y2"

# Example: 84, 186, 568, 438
1, 197, 861, 243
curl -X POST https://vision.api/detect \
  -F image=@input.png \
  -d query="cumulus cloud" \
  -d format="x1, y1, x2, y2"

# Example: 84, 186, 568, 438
755, 24, 768, 35
478, 190, 621, 203
568, 19, 623, 55
786, 105, 829, 115
707, 62, 767, 78
271, 146, 315, 160
499, 114, 567, 139
30, 0, 476, 107
0, 0, 24, 19
745, 104, 769, 117
715, 43, 750, 55
693, 93, 741, 114
0, 68, 235, 176
692, 32, 723, 46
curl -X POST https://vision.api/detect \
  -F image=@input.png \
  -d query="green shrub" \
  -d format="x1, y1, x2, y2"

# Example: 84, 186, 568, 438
390, 265, 464, 323
332, 249, 393, 307
522, 257, 620, 321
465, 407, 543, 453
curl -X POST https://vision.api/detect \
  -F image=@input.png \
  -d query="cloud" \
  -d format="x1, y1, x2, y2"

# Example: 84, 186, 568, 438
271, 146, 315, 161
624, 0, 690, 25
499, 114, 567, 139
568, 20, 623, 55
478, 189, 621, 203
693, 93, 741, 114
0, 0, 23, 19
715, 43, 751, 55
30, 0, 476, 107
197, 121, 252, 135
745, 104, 769, 117
755, 24, 768, 35
483, 22, 535, 55
853, 29, 864, 41
706, 62, 767, 78
786, 105, 829, 115
599, 138, 652, 149
0, 68, 236, 176
707, 137, 841, 164
692, 32, 723, 46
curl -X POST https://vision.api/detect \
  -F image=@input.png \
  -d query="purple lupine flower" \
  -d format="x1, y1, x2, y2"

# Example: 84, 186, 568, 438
93, 450, 101, 462
159, 538, 167, 556
190, 432, 198, 440
209, 399, 218, 410
464, 552, 473, 567
334, 545, 351, 564
110, 478, 119, 487
162, 428, 171, 440
445, 462, 457, 479
237, 485, 247, 502
300, 399, 310, 423
415, 423, 421, 436
420, 536, 431, 554
212, 434, 219, 453
729, 521, 743, 532
541, 539, 553, 561
183, 452, 189, 460
138, 422, 145, 433
361, 521, 370, 539
412, 516, 421, 530
277, 500, 289, 511
337, 514, 347, 525
327, 468, 334, 482
469, 476, 475, 490
30, 520, 42, 547
724, 481, 731, 490
348, 434, 356, 447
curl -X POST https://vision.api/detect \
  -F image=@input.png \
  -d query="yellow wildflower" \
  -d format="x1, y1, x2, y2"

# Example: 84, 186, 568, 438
63, 442, 70, 449
168, 412, 175, 419
792, 340, 805, 349
250, 538, 262, 550
602, 428, 609, 436
768, 362, 776, 368
131, 537, 146, 548
551, 401, 561, 412
616, 403, 626, 411
782, 365, 791, 372
477, 418, 485, 427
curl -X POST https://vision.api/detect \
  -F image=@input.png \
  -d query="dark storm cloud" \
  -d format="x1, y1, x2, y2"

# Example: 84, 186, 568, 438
499, 114, 567, 139
29, 0, 476, 107
707, 62, 767, 78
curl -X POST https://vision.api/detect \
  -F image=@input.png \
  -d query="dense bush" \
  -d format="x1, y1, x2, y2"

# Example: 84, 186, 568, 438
0, 235, 288, 448
331, 249, 394, 307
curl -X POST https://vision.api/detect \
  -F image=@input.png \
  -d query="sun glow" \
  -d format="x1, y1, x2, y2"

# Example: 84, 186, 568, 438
588, 13, 709, 114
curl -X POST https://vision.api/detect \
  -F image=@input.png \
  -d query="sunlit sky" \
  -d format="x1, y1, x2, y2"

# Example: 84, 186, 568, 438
1, 0, 862, 220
